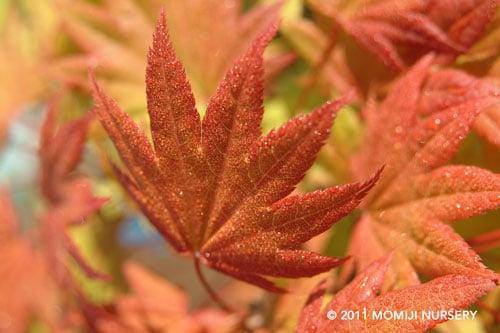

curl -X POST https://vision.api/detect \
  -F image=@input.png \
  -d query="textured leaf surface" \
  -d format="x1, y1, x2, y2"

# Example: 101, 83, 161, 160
92, 13, 379, 291
309, 0, 498, 71
418, 68, 500, 148
298, 255, 498, 333
345, 57, 500, 289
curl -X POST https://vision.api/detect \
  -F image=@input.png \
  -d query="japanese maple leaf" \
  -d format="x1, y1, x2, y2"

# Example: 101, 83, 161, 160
344, 55, 500, 290
91, 11, 380, 295
52, 0, 282, 109
297, 255, 498, 333
459, 13, 500, 69
481, 60, 500, 149
0, 99, 111, 332
0, 186, 108, 333
308, 0, 498, 71
420, 69, 500, 147
95, 262, 233, 333
39, 96, 109, 280
418, 68, 500, 148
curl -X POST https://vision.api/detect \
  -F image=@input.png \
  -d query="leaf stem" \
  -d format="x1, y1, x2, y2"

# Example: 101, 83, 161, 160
194, 257, 233, 312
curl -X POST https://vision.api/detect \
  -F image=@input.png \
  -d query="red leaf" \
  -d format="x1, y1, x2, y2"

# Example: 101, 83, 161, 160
298, 255, 498, 333
39, 95, 108, 219
40, 96, 92, 202
92, 13, 379, 292
346, 57, 500, 288
39, 96, 109, 280
309, 0, 498, 70
418, 68, 500, 148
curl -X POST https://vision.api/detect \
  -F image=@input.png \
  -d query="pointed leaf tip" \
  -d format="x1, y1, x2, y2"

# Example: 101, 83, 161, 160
88, 69, 100, 96
252, 19, 280, 55
154, 6, 168, 36
355, 166, 384, 200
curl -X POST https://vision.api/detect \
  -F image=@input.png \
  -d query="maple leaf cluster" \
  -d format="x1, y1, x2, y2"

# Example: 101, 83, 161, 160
0, 97, 107, 332
0, 1, 499, 332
